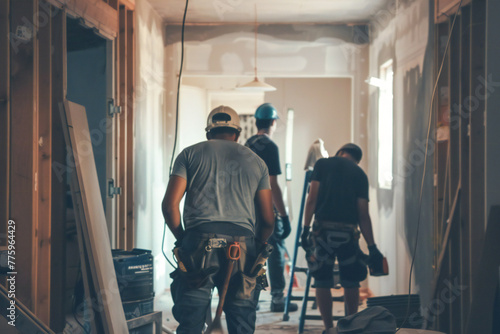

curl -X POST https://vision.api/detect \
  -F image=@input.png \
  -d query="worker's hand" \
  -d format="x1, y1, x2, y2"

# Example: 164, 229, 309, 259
174, 230, 185, 248
368, 244, 385, 276
300, 225, 312, 251
255, 238, 269, 255
368, 244, 383, 262
279, 215, 292, 239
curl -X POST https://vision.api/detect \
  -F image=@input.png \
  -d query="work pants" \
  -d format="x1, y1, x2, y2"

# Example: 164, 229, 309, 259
171, 231, 258, 334
267, 215, 286, 299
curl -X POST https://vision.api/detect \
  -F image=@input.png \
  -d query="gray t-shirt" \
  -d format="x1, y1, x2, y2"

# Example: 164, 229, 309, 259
171, 139, 271, 233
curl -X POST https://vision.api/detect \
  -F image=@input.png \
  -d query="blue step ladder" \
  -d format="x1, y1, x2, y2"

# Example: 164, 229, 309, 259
283, 170, 344, 333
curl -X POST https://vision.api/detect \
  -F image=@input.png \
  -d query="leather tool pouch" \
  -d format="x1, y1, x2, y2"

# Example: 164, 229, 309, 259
172, 239, 217, 289
236, 272, 257, 300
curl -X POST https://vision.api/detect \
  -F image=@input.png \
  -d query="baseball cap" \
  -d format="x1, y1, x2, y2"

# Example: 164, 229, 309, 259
205, 105, 242, 132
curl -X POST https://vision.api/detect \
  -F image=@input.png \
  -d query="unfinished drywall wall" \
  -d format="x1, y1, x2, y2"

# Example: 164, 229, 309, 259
165, 23, 369, 159
178, 85, 207, 150
134, 0, 172, 295
366, 0, 434, 306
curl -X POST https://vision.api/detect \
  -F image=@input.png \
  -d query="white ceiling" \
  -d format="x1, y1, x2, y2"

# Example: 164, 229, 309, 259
148, 0, 391, 25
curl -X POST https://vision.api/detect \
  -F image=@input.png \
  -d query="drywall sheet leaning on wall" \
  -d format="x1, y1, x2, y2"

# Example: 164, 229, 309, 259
61, 100, 128, 333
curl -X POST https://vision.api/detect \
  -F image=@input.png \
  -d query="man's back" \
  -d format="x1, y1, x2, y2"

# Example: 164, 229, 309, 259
171, 139, 269, 233
312, 156, 369, 224
245, 134, 281, 176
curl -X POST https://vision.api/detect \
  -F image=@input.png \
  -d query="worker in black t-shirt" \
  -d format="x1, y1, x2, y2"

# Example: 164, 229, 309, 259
301, 143, 384, 334
245, 103, 298, 313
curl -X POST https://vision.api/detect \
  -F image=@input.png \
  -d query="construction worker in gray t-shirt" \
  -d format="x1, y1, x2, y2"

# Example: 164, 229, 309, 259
162, 105, 275, 334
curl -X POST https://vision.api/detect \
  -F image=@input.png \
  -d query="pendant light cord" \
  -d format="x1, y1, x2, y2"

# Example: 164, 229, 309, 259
254, 4, 258, 80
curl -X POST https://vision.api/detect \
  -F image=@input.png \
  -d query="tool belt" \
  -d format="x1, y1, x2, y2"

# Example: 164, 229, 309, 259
309, 220, 361, 253
172, 232, 270, 298
314, 220, 360, 238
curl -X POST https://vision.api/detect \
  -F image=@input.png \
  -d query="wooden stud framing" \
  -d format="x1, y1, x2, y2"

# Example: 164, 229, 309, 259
121, 0, 135, 10
0, 0, 10, 246
433, 2, 494, 332
9, 0, 38, 308
109, 0, 119, 10
117, 5, 128, 249
126, 8, 135, 249
46, 0, 119, 39
36, 0, 53, 324
50, 7, 67, 332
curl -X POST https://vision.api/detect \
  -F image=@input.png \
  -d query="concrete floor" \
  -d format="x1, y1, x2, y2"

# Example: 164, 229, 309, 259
157, 287, 359, 334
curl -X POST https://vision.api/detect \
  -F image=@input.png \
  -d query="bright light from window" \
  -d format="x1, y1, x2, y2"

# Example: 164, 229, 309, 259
285, 109, 294, 181
378, 60, 394, 189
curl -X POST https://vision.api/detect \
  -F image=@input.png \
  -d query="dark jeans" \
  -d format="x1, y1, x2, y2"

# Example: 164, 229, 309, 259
267, 216, 286, 298
171, 230, 258, 334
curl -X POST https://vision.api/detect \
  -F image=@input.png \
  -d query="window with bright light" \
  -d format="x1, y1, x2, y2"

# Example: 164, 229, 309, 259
378, 60, 394, 189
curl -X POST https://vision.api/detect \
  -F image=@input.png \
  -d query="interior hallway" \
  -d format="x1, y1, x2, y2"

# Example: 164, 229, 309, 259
1, 0, 500, 333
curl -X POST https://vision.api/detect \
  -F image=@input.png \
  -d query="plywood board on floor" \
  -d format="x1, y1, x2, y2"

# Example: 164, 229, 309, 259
61, 100, 128, 333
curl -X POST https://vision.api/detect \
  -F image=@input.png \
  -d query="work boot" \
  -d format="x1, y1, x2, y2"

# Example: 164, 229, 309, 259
270, 294, 298, 312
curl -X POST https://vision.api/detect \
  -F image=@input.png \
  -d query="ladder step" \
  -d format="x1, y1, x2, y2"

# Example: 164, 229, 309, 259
304, 315, 343, 321
289, 295, 316, 301
289, 295, 344, 302
294, 267, 308, 273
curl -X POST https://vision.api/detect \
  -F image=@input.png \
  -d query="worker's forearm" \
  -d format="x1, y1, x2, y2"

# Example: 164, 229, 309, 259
358, 217, 375, 246
303, 199, 315, 227
256, 221, 274, 243
271, 183, 287, 216
164, 208, 184, 240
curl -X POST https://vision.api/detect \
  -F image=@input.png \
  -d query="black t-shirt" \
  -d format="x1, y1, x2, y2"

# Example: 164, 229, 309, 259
245, 134, 282, 176
311, 157, 369, 224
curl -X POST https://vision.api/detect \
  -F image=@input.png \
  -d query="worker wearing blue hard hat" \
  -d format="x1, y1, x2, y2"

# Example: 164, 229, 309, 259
254, 103, 279, 120
245, 103, 298, 313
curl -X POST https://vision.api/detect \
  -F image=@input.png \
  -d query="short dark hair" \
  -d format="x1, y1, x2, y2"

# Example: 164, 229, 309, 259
256, 119, 274, 130
208, 127, 240, 137
338, 149, 362, 163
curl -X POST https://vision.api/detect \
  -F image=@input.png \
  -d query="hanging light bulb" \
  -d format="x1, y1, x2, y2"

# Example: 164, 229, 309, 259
236, 5, 276, 92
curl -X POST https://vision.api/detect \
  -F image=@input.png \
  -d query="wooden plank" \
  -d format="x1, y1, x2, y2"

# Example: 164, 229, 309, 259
117, 5, 127, 249
127, 311, 162, 333
113, 4, 121, 248
63, 100, 128, 333
9, 0, 37, 309
126, 9, 135, 250
109, 0, 118, 10
46, 0, 118, 38
435, 0, 472, 23
431, 184, 461, 321
36, 0, 52, 324
105, 40, 117, 248
69, 167, 101, 334
50, 8, 67, 331
0, 0, 10, 247
59, 99, 103, 333
465, 206, 500, 334
0, 284, 55, 333
121, 0, 135, 10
